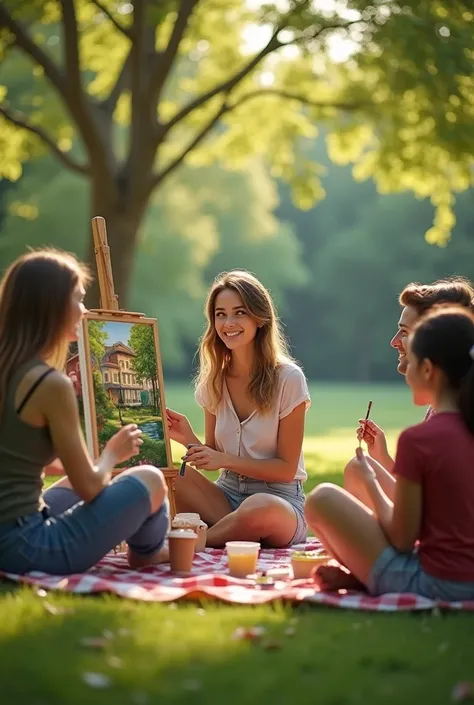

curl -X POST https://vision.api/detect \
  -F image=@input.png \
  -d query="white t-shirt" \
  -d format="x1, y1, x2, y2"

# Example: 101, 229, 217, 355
195, 362, 311, 481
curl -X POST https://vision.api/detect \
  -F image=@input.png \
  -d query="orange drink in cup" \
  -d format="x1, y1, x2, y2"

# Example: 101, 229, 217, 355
226, 541, 260, 578
291, 550, 328, 579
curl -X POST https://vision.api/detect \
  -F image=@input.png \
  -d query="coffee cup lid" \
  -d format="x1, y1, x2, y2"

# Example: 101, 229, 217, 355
168, 529, 197, 539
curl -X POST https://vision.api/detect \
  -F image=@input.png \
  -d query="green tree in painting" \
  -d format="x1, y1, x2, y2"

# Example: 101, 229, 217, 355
87, 319, 113, 426
128, 324, 159, 413
1, 1, 473, 303
88, 320, 107, 362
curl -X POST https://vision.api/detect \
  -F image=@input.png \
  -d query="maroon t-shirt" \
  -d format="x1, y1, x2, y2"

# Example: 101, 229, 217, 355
393, 412, 474, 581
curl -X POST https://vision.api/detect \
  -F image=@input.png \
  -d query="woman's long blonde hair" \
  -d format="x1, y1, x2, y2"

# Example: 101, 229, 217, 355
195, 270, 294, 413
0, 249, 91, 416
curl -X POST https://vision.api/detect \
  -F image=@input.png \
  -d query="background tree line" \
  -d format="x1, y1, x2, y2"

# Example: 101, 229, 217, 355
1, 130, 473, 382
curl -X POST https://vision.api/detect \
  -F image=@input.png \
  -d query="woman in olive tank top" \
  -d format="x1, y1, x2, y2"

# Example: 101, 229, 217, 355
0, 249, 168, 575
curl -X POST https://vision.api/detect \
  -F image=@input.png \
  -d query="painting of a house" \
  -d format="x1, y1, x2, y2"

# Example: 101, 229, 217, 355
80, 316, 170, 469
100, 342, 151, 407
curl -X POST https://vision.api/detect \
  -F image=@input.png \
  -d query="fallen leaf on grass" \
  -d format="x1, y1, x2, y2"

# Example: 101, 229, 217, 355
233, 626, 266, 641
452, 682, 474, 702
262, 639, 281, 650
107, 656, 123, 669
82, 672, 112, 689
43, 602, 74, 616
117, 628, 131, 637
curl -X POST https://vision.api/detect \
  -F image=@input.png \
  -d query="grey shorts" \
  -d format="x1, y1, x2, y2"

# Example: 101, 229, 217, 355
368, 546, 474, 601
216, 469, 307, 545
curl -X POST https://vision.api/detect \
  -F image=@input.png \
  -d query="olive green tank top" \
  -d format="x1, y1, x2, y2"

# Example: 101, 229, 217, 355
0, 359, 55, 524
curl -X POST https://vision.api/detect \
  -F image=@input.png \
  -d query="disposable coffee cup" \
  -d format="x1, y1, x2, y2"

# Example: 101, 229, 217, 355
226, 541, 260, 578
168, 529, 197, 573
172, 513, 208, 552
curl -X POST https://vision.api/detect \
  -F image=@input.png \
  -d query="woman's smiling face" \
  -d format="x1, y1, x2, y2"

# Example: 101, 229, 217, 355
214, 288, 258, 350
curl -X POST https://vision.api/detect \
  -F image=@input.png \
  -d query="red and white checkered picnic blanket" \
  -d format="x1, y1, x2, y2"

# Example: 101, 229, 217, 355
2, 541, 474, 612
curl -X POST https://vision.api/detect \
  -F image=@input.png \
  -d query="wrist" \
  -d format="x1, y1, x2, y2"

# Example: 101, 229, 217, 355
185, 433, 201, 447
98, 447, 116, 473
220, 452, 234, 469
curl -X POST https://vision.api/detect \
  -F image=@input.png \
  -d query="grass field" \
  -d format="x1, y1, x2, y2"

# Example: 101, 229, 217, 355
0, 382, 471, 704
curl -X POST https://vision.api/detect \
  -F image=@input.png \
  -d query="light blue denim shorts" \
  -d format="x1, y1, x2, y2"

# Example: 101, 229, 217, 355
368, 546, 474, 601
216, 469, 307, 545
0, 475, 169, 575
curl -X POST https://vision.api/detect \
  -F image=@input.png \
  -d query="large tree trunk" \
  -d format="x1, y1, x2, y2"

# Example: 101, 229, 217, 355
86, 179, 147, 309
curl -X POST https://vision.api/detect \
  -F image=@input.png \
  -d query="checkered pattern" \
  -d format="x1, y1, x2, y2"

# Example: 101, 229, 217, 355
2, 541, 474, 611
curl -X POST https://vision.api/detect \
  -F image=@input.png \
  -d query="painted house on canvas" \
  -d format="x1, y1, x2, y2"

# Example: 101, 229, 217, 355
66, 353, 82, 396
100, 342, 151, 407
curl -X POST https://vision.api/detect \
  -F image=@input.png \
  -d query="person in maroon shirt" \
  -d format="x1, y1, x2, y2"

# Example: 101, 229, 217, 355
305, 307, 474, 600
344, 278, 474, 509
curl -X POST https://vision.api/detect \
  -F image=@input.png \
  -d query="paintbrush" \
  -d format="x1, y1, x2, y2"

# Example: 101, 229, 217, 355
359, 400, 373, 448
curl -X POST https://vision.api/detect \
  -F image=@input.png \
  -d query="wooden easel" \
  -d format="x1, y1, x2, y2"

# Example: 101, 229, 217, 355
91, 216, 178, 517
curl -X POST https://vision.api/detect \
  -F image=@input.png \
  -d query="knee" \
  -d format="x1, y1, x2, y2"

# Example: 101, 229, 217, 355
343, 457, 359, 490
304, 483, 339, 523
129, 466, 167, 513
235, 494, 280, 532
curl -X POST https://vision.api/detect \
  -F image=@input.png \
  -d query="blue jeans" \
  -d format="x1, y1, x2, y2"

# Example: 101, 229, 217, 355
368, 546, 474, 601
216, 470, 307, 545
0, 476, 169, 575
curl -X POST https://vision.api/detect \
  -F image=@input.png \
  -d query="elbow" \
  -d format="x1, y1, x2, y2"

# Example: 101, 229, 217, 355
73, 476, 107, 503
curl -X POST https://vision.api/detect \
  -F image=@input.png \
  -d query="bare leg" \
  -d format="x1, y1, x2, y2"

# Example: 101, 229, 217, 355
206, 493, 299, 548
174, 466, 233, 526
343, 456, 395, 511
305, 483, 390, 588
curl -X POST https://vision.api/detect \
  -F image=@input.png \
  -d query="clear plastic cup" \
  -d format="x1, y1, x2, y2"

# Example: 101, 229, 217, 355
226, 541, 260, 578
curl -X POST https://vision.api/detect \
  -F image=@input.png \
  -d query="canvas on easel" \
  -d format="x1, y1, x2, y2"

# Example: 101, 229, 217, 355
69, 216, 178, 516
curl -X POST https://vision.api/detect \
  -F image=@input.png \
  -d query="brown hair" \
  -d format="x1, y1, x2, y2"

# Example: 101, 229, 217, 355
0, 249, 91, 416
410, 307, 474, 434
400, 277, 474, 316
195, 270, 294, 413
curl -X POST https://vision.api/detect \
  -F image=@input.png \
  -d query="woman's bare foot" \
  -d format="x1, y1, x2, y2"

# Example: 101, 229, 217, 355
313, 564, 365, 592
127, 544, 169, 569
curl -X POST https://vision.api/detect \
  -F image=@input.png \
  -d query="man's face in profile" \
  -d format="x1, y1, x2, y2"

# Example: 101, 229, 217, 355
390, 305, 419, 375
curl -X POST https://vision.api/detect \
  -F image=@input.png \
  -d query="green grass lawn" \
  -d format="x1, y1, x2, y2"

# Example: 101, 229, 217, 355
0, 382, 471, 704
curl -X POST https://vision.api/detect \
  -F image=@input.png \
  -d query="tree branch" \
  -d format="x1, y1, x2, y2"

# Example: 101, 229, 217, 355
151, 99, 228, 190
163, 30, 282, 133
229, 89, 368, 113
162, 18, 361, 135
150, 86, 366, 192
0, 5, 66, 95
150, 0, 200, 104
0, 104, 90, 176
59, 0, 83, 95
89, 0, 132, 38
